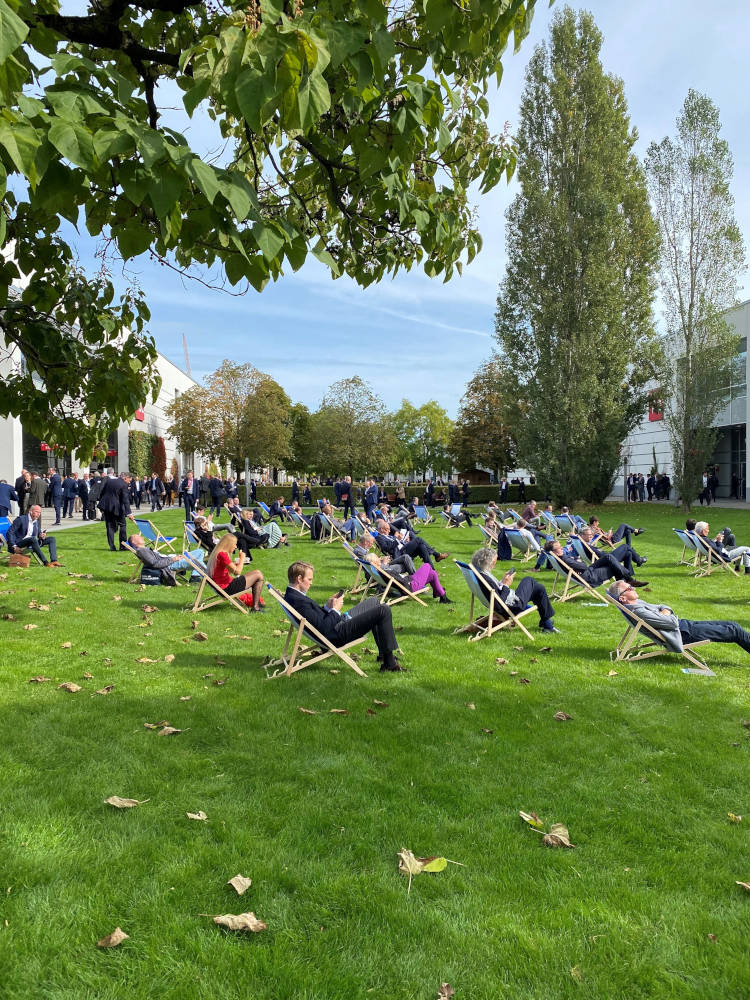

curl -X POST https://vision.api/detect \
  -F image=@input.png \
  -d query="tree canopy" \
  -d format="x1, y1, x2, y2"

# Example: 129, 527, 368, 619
0, 0, 537, 455
450, 357, 519, 479
392, 398, 453, 480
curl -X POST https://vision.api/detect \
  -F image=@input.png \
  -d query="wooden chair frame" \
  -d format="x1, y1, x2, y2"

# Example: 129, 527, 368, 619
673, 528, 699, 567
546, 551, 603, 603
183, 553, 253, 614
132, 516, 176, 553
356, 558, 428, 607
691, 533, 742, 578
317, 511, 347, 545
286, 508, 311, 537
265, 584, 367, 678
505, 528, 535, 563
452, 559, 536, 642
602, 590, 712, 673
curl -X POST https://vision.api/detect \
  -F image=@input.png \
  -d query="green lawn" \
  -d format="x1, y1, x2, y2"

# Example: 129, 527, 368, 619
1, 502, 749, 999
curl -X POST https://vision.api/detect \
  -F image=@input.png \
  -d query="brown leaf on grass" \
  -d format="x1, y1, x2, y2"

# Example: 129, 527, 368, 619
75, 607, 84, 612
213, 678, 227, 687
143, 720, 170, 730
60, 641, 72, 648
158, 726, 183, 736
96, 685, 115, 695
191, 619, 200, 630
135, 657, 158, 663
28, 600, 38, 608
187, 810, 208, 821
330, 708, 349, 715
481, 728, 494, 735
58, 682, 82, 693
103, 658, 112, 665
529, 657, 538, 664
112, 595, 122, 602
79, 650, 88, 657
164, 654, 175, 663
540, 646, 553, 654
519, 810, 545, 830
193, 632, 209, 642
543, 823, 575, 849
608, 669, 618, 677
466, 702, 476, 710
83, 671, 93, 680
214, 658, 226, 666
495, 657, 508, 665
179, 695, 191, 702
509, 670, 518, 676
519, 677, 531, 685
329, 669, 340, 675
554, 712, 573, 722
512, 645, 523, 652
728, 813, 743, 823
104, 796, 149, 808
707, 933, 717, 942
212, 912, 266, 933
397, 849, 449, 893
272, 629, 283, 637
741, 719, 750, 728
23, 623, 38, 631
37, 604, 50, 612
736, 881, 750, 892
366, 708, 377, 716
202, 673, 214, 679
373, 699, 388, 707
227, 874, 252, 895
298, 707, 317, 715
29, 675, 51, 683
362, 647, 375, 655
97, 927, 129, 948
142, 605, 158, 613
437, 985, 455, 1000
570, 966, 583, 982
2, 613, 15, 621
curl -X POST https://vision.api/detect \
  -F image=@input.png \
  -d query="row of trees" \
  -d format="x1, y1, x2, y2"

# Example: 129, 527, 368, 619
486, 8, 745, 508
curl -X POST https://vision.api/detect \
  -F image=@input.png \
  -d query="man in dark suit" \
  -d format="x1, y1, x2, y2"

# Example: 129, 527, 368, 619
78, 473, 90, 520
471, 547, 557, 633
47, 468, 63, 524
208, 475, 225, 517
87, 474, 104, 520
374, 519, 447, 568
148, 472, 164, 512
424, 479, 435, 507
7, 505, 62, 565
15, 469, 31, 516
364, 478, 379, 519
544, 539, 648, 589
180, 471, 200, 520
291, 479, 300, 503
62, 473, 78, 518
284, 561, 405, 671
0, 480, 19, 517
98, 469, 134, 550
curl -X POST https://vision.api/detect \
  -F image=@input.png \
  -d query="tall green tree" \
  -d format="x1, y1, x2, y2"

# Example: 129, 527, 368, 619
308, 376, 397, 478
392, 399, 454, 480
494, 7, 661, 504
0, 0, 538, 450
450, 357, 520, 480
645, 90, 745, 510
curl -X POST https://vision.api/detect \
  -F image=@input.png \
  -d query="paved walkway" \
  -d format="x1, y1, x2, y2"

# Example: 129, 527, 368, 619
39, 505, 185, 533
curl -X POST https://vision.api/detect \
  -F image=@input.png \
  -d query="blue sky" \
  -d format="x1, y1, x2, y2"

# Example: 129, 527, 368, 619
68, 1, 750, 416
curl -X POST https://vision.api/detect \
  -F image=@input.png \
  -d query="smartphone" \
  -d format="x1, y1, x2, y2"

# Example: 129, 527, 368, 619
334, 588, 345, 598
507, 568, 516, 577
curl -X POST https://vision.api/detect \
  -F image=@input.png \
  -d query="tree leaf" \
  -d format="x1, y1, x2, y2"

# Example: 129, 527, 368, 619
553, 711, 573, 721
58, 682, 81, 693
158, 726, 183, 736
104, 796, 149, 808
96, 685, 115, 695
96, 926, 129, 948
187, 810, 208, 821
29, 676, 51, 683
298, 707, 317, 715
212, 912, 266, 932
330, 708, 349, 715
437, 985, 455, 1000
420, 856, 448, 873
193, 632, 209, 642
519, 810, 545, 830
142, 605, 158, 613
164, 654, 175, 663
227, 874, 252, 895
728, 813, 743, 823
736, 881, 750, 892
543, 823, 575, 849
373, 699, 388, 707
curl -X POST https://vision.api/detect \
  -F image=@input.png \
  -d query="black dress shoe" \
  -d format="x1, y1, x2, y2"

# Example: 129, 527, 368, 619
380, 663, 407, 672
438, 595, 453, 604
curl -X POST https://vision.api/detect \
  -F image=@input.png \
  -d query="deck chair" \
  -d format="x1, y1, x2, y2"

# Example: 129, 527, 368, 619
673, 528, 700, 568
691, 534, 742, 578
183, 553, 254, 614
546, 551, 603, 603
414, 505, 433, 525
570, 536, 594, 566
603, 590, 713, 673
121, 538, 183, 586
132, 517, 176, 553
451, 560, 536, 642
507, 508, 523, 524
265, 583, 367, 678
555, 514, 576, 534
183, 519, 202, 551
317, 511, 347, 545
286, 508, 311, 537
505, 527, 535, 563
479, 524, 498, 547
356, 558, 428, 607
340, 541, 371, 596
540, 511, 560, 536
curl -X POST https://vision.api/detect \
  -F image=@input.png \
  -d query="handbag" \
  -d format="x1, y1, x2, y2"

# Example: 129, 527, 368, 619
140, 566, 163, 586
10, 553, 31, 568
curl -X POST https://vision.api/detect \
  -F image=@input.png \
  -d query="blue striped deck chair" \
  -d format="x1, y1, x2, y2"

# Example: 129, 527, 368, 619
546, 551, 601, 603
265, 583, 367, 678
183, 519, 201, 551
132, 517, 176, 553
603, 589, 712, 673
259, 500, 272, 520
121, 538, 183, 586
555, 514, 576, 534
317, 511, 346, 545
340, 541, 371, 596
570, 536, 593, 566
452, 560, 535, 642
355, 558, 428, 606
414, 505, 433, 525
507, 508, 523, 524
691, 532, 742, 578
505, 527, 535, 562
540, 511, 559, 536
286, 507, 311, 537
673, 528, 700, 567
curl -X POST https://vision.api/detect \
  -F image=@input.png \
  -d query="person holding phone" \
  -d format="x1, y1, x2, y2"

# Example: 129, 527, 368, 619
284, 561, 406, 671
471, 547, 558, 633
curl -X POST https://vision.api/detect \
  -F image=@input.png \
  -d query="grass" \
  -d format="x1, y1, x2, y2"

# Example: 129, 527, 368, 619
1, 502, 749, 999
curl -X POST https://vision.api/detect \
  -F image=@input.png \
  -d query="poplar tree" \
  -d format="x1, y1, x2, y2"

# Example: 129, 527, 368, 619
494, 7, 661, 504
645, 90, 745, 509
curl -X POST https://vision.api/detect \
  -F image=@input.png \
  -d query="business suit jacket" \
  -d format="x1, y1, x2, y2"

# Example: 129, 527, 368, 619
7, 513, 42, 549
148, 476, 163, 495
98, 477, 132, 517
48, 473, 62, 499
181, 477, 200, 500
77, 479, 90, 502
627, 599, 683, 652
28, 478, 46, 507
0, 483, 19, 512
284, 586, 341, 644
364, 484, 379, 513
62, 477, 78, 499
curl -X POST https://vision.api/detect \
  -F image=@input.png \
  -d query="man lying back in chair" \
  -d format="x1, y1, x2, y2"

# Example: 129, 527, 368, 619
545, 539, 649, 589
607, 580, 750, 655
130, 533, 206, 585
284, 560, 407, 672
471, 547, 558, 633
694, 520, 750, 573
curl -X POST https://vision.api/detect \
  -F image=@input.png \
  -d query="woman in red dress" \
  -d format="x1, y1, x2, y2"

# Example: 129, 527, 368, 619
206, 534, 265, 611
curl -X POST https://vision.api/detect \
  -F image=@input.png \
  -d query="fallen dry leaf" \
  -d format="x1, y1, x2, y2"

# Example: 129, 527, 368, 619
374, 699, 388, 707
543, 823, 575, 849
179, 695, 191, 702
397, 849, 449, 894
135, 657, 158, 664
330, 708, 349, 715
214, 658, 226, 666
164, 654, 175, 663
37, 605, 50, 612
142, 605, 158, 613
58, 682, 82, 693
329, 669, 340, 674
495, 657, 508, 665
28, 675, 51, 684
570, 965, 583, 982
509, 670, 518, 676
83, 671, 93, 680
213, 678, 227, 687
519, 677, 531, 684
61, 641, 72, 648
191, 619, 199, 630
212, 912, 266, 933
512, 645, 523, 652
96, 685, 115, 695
158, 726, 183, 736
519, 810, 545, 830
554, 712, 573, 722
227, 874, 252, 896
202, 673, 214, 679
193, 632, 209, 642
272, 629, 283, 637
540, 646, 553, 653
1, 614, 15, 621
708, 933, 717, 942
79, 650, 88, 657
529, 657, 538, 663
97, 927, 129, 948
298, 707, 317, 715
143, 720, 170, 729
608, 669, 619, 677
437, 985, 455, 1000
741, 719, 750, 728
187, 810, 208, 821
728, 813, 743, 823
75, 607, 84, 612
466, 702, 476, 710
366, 708, 377, 716
23, 623, 38, 631
362, 647, 375, 655
104, 796, 149, 808
736, 881, 750, 892
481, 728, 494, 735
112, 595, 122, 602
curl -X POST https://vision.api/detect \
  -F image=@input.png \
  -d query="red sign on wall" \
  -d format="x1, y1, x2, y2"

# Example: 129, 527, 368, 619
40, 442, 49, 451
135, 408, 145, 421
106, 449, 117, 457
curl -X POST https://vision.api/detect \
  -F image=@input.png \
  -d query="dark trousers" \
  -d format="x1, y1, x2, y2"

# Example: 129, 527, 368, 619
610, 523, 635, 545
224, 576, 248, 596
52, 498, 62, 522
585, 552, 629, 586
17, 535, 58, 564
183, 496, 195, 520
610, 542, 645, 575
87, 501, 98, 520
333, 597, 397, 656
402, 536, 436, 567
210, 499, 222, 517
62, 497, 75, 518
341, 497, 355, 519
104, 512, 128, 550
679, 619, 750, 655
151, 490, 162, 511
513, 576, 554, 624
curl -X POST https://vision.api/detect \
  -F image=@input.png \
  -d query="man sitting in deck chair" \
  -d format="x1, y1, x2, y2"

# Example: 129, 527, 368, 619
284, 560, 407, 672
544, 539, 649, 590
374, 519, 448, 568
607, 580, 750, 657
130, 532, 206, 585
587, 516, 646, 548
572, 526, 647, 578
353, 532, 415, 578
694, 520, 750, 573
442, 503, 474, 528
471, 547, 558, 633
320, 502, 363, 541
